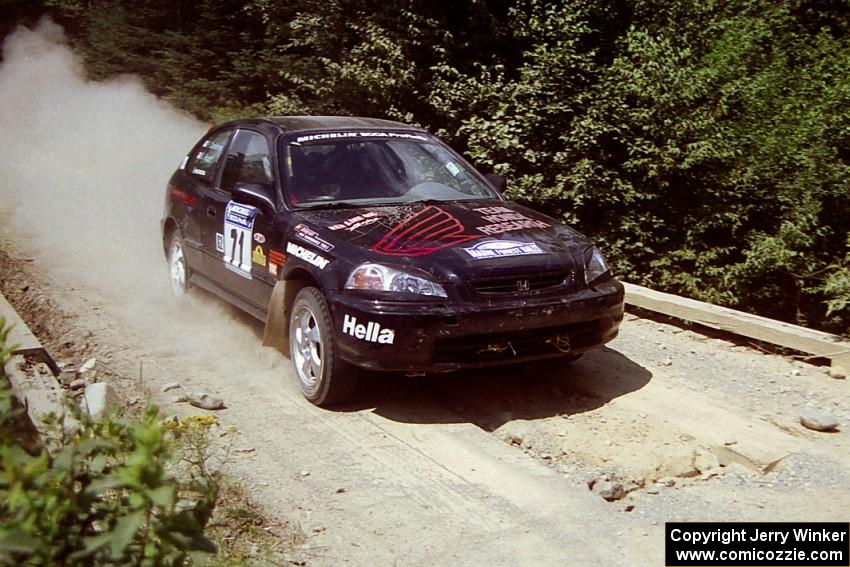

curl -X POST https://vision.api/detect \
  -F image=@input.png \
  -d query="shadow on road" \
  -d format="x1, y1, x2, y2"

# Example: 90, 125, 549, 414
338, 346, 652, 430
193, 289, 652, 429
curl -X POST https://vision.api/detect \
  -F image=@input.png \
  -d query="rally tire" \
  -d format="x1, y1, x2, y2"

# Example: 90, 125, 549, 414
289, 287, 357, 406
166, 231, 191, 298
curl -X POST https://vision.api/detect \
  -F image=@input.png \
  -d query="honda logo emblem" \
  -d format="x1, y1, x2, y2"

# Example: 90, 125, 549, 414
517, 279, 530, 292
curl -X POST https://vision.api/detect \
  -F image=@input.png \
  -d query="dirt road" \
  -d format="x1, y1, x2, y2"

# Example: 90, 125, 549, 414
2, 219, 849, 566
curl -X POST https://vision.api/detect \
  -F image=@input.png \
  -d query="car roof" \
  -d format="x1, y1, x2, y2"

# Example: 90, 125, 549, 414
217, 116, 425, 136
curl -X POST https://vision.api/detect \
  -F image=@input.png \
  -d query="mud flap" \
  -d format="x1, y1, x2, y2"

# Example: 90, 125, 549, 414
262, 280, 289, 356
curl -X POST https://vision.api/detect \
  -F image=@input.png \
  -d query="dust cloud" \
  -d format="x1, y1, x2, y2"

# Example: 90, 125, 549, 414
0, 18, 205, 297
0, 19, 280, 365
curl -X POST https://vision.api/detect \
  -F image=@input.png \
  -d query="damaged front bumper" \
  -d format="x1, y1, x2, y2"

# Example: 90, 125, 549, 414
326, 279, 624, 372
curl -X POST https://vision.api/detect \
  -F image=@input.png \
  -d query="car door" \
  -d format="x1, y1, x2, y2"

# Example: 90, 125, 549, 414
177, 128, 235, 275
201, 128, 277, 310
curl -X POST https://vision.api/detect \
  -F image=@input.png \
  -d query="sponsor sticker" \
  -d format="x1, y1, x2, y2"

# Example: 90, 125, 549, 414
286, 242, 330, 269
252, 245, 266, 266
372, 205, 478, 257
295, 131, 427, 144
473, 206, 551, 235
269, 250, 286, 265
225, 203, 256, 229
254, 233, 266, 244
268, 249, 285, 277
342, 314, 395, 344
223, 202, 259, 279
294, 224, 334, 252
463, 240, 546, 260
328, 211, 381, 231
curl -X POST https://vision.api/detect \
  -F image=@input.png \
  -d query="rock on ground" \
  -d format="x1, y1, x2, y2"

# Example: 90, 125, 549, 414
694, 449, 720, 474
590, 479, 626, 501
800, 408, 839, 432
187, 392, 225, 410
83, 382, 118, 420
827, 366, 847, 380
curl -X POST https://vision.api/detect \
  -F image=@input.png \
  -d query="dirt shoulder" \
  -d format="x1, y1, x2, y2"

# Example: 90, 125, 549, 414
2, 228, 848, 566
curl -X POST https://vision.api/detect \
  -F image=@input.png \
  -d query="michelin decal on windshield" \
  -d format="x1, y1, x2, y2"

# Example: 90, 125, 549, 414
294, 131, 428, 144
463, 240, 545, 260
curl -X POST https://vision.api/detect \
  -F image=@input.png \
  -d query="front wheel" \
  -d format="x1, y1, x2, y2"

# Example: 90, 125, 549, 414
289, 287, 357, 406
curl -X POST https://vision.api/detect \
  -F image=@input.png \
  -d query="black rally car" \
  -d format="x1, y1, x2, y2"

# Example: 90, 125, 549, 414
162, 116, 624, 405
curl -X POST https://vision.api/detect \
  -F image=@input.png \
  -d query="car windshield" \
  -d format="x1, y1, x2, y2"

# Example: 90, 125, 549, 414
279, 132, 498, 208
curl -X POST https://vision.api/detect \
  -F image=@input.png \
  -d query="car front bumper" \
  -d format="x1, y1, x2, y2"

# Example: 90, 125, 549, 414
326, 279, 624, 372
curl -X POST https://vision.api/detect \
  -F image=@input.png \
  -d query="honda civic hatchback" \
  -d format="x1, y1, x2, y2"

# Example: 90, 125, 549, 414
161, 116, 624, 406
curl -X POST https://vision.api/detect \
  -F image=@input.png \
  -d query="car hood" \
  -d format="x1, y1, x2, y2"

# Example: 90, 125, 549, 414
291, 200, 592, 283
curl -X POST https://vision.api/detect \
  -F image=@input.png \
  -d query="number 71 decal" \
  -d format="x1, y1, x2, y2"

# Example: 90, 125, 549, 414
223, 202, 258, 279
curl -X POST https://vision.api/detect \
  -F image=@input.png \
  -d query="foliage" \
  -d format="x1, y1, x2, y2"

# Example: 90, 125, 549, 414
0, 389, 220, 566
0, 317, 16, 380
430, 0, 850, 333
562, 0, 850, 330
5, 0, 850, 333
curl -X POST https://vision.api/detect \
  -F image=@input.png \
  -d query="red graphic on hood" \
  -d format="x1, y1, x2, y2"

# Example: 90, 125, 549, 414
371, 206, 479, 257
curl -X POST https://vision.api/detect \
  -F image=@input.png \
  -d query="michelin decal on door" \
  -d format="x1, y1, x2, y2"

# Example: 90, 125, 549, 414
224, 202, 258, 279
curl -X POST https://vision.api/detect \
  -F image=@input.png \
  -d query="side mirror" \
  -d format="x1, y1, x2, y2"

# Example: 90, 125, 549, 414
233, 183, 277, 214
484, 173, 507, 193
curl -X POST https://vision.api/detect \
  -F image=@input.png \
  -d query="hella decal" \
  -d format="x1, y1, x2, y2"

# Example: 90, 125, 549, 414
286, 242, 329, 269
463, 240, 545, 260
342, 314, 395, 344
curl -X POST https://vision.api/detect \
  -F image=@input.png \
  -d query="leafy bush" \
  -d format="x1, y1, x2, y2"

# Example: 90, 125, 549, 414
0, 321, 13, 382
0, 330, 220, 567
9, 0, 850, 332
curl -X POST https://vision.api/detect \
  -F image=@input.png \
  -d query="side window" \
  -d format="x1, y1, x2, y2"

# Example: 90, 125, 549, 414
219, 130, 273, 194
186, 130, 232, 183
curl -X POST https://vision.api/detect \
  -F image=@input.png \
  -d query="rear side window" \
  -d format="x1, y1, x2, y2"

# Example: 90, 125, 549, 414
220, 130, 273, 193
186, 130, 232, 182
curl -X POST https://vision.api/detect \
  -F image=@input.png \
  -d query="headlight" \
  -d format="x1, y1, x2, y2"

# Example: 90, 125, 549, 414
584, 247, 610, 285
345, 263, 447, 298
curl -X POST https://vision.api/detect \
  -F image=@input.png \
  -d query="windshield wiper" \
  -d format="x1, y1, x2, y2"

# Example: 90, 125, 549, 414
407, 197, 489, 206
295, 200, 364, 210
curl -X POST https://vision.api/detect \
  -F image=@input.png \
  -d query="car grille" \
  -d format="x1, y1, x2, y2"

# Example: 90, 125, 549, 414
471, 271, 576, 295
433, 319, 604, 364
